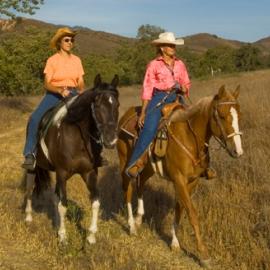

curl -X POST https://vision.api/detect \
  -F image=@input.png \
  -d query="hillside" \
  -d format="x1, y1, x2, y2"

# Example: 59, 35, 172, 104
0, 18, 269, 56
0, 18, 135, 57
183, 33, 245, 54
254, 36, 270, 55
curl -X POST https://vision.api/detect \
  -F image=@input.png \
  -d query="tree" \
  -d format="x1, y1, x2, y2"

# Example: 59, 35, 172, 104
136, 24, 165, 41
203, 46, 236, 75
234, 44, 262, 71
0, 27, 52, 96
0, 0, 44, 18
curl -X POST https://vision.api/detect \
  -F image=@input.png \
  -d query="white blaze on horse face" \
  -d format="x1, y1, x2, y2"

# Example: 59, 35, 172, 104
108, 96, 113, 104
230, 107, 243, 156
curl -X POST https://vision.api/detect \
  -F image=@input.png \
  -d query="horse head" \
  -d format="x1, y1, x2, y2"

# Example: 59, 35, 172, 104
210, 85, 243, 158
91, 74, 120, 149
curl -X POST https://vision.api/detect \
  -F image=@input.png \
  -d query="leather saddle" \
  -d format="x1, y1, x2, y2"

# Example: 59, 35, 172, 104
121, 100, 185, 157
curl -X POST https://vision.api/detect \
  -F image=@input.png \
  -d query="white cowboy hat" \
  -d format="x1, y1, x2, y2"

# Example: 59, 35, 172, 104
152, 32, 184, 46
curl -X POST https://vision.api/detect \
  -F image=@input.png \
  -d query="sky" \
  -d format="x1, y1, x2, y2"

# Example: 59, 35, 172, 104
24, 0, 270, 43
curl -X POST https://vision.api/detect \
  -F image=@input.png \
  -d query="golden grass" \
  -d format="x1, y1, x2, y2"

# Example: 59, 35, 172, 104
0, 70, 269, 269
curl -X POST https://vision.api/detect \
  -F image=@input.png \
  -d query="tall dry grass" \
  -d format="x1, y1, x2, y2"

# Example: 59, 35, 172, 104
0, 70, 269, 269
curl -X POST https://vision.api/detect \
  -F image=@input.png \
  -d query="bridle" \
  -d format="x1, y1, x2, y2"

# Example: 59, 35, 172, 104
212, 101, 243, 155
90, 90, 118, 145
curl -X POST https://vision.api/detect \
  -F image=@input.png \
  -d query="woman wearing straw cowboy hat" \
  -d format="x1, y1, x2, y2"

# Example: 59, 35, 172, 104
22, 27, 85, 170
125, 31, 191, 178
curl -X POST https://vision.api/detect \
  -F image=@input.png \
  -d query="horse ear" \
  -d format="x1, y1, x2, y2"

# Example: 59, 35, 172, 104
94, 74, 102, 88
233, 85, 240, 99
217, 85, 226, 99
111, 74, 119, 88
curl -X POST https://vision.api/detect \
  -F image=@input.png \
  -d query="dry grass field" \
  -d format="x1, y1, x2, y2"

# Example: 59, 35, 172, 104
0, 69, 269, 269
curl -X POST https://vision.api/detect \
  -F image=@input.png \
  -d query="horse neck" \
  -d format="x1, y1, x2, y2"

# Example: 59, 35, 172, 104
189, 97, 213, 145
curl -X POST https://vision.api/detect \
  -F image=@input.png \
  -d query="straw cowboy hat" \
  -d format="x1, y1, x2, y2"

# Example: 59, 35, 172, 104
152, 32, 184, 46
50, 27, 77, 49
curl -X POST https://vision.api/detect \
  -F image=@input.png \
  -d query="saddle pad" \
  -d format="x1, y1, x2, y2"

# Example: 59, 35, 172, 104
38, 96, 77, 139
120, 106, 141, 138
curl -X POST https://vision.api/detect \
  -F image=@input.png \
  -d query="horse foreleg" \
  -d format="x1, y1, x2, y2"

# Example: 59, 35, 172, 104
55, 172, 68, 243
171, 179, 199, 250
174, 175, 210, 264
82, 170, 100, 244
24, 171, 35, 222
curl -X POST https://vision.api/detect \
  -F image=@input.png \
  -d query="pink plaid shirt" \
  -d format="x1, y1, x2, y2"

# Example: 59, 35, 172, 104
141, 56, 191, 100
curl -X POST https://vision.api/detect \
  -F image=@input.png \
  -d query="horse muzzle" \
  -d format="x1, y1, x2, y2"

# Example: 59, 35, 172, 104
226, 142, 244, 158
102, 135, 118, 149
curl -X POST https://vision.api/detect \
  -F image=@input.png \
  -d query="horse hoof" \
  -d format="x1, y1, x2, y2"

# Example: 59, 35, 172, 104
170, 242, 180, 251
25, 215, 33, 223
87, 234, 96, 244
135, 216, 142, 227
129, 226, 138, 236
58, 238, 68, 246
58, 231, 67, 245
200, 258, 212, 269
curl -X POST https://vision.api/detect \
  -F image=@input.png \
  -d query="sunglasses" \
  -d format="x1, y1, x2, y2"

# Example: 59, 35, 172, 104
63, 37, 74, 43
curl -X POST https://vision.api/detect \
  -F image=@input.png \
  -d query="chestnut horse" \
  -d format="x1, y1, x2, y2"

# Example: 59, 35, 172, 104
117, 85, 243, 266
24, 74, 119, 244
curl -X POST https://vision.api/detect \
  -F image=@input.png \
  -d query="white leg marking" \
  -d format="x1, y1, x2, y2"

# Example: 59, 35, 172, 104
127, 202, 137, 235
156, 159, 164, 177
87, 200, 100, 244
137, 198, 145, 216
25, 199, 33, 222
171, 223, 180, 250
135, 198, 144, 226
58, 201, 67, 242
230, 107, 243, 156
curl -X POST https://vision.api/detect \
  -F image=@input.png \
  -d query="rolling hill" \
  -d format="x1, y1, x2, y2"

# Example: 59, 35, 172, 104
0, 17, 270, 56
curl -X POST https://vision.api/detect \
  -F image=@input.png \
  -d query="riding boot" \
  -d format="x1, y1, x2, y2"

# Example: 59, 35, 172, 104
126, 151, 148, 178
21, 153, 36, 171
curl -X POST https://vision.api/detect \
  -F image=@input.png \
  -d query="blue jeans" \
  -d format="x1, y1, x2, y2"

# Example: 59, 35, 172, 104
125, 90, 179, 173
23, 89, 78, 156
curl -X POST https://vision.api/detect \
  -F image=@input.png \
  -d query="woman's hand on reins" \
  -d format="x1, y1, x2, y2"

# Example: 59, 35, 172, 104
60, 87, 71, 98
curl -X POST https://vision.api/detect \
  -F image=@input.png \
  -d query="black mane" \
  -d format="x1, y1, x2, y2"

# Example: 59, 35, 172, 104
65, 88, 95, 123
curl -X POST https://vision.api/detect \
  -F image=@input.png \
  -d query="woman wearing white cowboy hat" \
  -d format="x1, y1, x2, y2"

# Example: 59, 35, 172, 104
22, 27, 85, 170
125, 31, 191, 178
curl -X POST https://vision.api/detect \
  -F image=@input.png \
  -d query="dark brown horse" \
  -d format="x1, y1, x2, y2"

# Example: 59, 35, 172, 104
24, 74, 119, 244
117, 85, 243, 267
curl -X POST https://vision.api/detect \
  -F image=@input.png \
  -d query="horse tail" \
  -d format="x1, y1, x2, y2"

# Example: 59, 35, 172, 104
33, 166, 52, 196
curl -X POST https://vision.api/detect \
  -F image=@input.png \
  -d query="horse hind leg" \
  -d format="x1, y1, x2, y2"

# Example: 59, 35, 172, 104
170, 201, 183, 251
24, 171, 35, 222
122, 172, 137, 235
135, 197, 144, 227
81, 170, 100, 244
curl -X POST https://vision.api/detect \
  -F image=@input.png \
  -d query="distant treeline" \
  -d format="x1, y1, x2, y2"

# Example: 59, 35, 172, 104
0, 25, 269, 96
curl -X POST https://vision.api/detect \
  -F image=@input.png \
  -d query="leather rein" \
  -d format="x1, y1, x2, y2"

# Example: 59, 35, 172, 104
166, 100, 243, 166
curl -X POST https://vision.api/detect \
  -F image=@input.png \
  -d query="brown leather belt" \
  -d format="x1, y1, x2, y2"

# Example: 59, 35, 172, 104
154, 88, 173, 94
